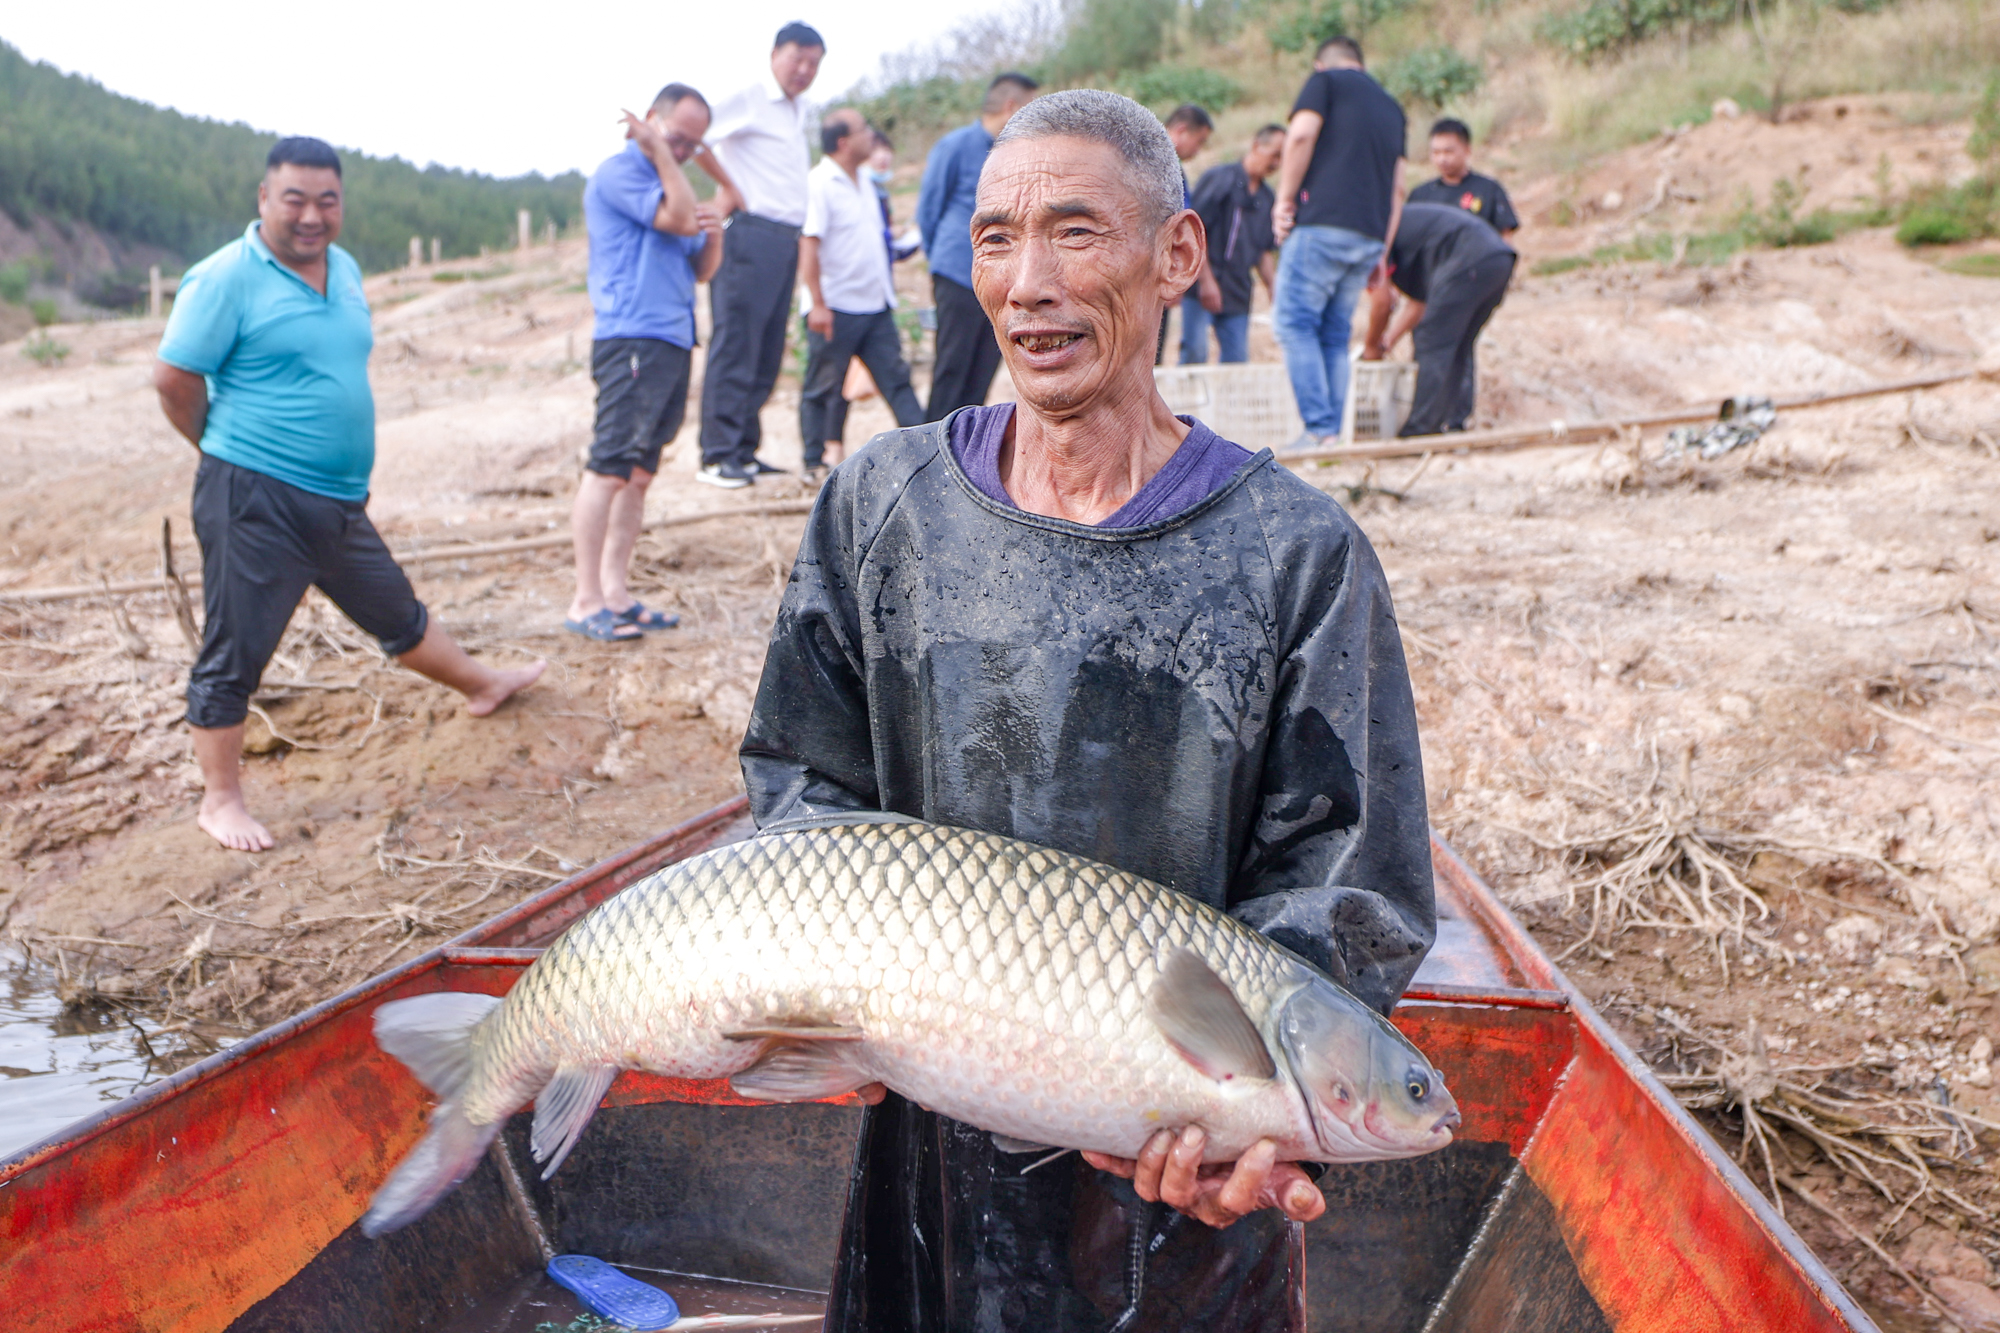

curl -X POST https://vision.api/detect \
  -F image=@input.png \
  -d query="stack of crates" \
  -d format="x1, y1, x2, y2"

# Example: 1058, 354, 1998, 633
1153, 355, 1417, 449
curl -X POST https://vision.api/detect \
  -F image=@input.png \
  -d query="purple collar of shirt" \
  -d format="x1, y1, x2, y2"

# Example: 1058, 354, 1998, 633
946, 403, 1255, 528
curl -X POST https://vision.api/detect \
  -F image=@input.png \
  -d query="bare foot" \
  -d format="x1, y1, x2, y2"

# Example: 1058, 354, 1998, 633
197, 796, 275, 852
465, 660, 547, 717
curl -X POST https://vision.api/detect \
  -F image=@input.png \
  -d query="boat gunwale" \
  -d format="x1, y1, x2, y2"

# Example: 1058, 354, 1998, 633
1429, 835, 1877, 1332
0, 803, 1885, 1333
0, 796, 748, 1185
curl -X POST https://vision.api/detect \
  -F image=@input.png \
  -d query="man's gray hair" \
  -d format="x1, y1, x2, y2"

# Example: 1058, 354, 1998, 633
991, 89, 1185, 226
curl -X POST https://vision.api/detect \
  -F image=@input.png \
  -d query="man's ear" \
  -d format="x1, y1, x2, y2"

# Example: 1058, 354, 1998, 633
1160, 208, 1205, 299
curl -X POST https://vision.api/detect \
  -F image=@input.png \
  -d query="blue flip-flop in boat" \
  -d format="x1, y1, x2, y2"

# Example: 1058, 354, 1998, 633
546, 1254, 680, 1329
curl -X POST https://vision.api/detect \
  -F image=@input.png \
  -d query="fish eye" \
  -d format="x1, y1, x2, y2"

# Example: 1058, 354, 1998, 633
1408, 1080, 1426, 1101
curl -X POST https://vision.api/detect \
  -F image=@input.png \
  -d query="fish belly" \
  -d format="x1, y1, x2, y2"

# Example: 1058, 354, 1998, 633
463, 821, 1315, 1159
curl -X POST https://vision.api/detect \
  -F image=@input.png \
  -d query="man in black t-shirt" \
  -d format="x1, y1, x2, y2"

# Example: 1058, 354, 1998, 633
1271, 36, 1407, 447
1360, 202, 1516, 436
1180, 124, 1283, 364
1406, 118, 1519, 237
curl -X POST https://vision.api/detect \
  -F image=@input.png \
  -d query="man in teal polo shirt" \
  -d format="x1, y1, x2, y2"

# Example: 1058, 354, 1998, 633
154, 136, 545, 852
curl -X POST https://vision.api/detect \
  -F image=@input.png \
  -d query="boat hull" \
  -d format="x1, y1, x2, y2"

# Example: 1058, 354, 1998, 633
0, 802, 1876, 1332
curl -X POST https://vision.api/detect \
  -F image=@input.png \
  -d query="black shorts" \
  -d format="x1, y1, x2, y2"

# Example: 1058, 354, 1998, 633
590, 337, 692, 479
185, 454, 428, 730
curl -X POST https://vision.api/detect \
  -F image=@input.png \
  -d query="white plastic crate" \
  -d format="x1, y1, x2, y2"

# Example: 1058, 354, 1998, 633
1154, 358, 1417, 449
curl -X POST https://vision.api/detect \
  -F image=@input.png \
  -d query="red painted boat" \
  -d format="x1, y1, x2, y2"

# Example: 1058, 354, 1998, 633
1, 800, 1876, 1332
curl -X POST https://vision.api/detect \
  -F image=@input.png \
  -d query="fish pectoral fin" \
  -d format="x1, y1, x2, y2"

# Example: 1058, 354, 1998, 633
530, 1065, 619, 1179
990, 1134, 1059, 1155
1146, 947, 1279, 1083
721, 1022, 865, 1042
730, 1043, 871, 1103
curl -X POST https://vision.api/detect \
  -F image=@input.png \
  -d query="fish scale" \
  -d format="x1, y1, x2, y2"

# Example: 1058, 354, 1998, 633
361, 818, 1458, 1237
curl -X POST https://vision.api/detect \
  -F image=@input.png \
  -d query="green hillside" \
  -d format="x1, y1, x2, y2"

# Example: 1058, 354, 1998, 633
852, 0, 1999, 166
0, 40, 585, 291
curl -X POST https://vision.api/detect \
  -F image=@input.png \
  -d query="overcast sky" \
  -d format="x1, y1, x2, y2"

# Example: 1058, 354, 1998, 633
7, 0, 1001, 179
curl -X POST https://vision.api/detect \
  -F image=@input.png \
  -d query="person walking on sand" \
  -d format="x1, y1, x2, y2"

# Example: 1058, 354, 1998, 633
1270, 35, 1407, 450
692, 21, 825, 488
153, 137, 546, 852
567, 84, 724, 642
797, 109, 925, 484
916, 71, 1039, 419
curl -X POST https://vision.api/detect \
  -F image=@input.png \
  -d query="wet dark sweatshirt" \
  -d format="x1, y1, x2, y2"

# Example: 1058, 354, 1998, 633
739, 411, 1434, 1333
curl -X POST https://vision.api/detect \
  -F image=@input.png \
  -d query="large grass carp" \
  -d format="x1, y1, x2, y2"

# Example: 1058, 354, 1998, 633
363, 814, 1458, 1235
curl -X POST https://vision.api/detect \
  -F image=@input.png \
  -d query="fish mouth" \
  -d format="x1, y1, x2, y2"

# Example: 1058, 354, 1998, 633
1435, 1109, 1461, 1134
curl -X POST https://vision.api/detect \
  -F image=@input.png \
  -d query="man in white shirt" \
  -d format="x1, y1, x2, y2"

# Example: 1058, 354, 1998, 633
797, 108, 925, 483
692, 21, 824, 488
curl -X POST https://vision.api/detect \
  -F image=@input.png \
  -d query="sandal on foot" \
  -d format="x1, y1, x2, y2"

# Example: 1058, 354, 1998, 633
564, 609, 643, 642
612, 601, 681, 631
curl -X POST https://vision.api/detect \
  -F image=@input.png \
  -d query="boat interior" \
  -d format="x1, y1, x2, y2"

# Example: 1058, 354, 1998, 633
2, 808, 1873, 1332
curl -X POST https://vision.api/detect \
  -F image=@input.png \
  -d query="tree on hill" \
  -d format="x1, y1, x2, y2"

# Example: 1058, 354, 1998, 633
0, 41, 585, 286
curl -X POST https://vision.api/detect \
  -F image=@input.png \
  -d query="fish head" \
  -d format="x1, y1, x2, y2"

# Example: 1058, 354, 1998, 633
1275, 973, 1460, 1160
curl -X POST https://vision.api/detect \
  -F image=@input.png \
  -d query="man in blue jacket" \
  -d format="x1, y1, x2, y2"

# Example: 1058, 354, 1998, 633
153, 137, 545, 851
915, 70, 1038, 418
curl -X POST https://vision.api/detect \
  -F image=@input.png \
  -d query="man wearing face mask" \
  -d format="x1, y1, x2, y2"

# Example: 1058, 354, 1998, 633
693, 21, 825, 488
742, 90, 1432, 1332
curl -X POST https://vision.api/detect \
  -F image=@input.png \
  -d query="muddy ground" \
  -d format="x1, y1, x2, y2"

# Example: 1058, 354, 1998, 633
3, 97, 1999, 1327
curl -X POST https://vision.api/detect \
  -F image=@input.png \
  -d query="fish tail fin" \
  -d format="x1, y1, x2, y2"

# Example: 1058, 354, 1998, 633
361, 992, 507, 1237
360, 1097, 501, 1237
373, 992, 504, 1099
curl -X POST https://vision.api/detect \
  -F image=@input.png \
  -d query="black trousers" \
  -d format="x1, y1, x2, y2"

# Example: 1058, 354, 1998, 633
799, 309, 926, 466
700, 212, 800, 467
1400, 252, 1515, 438
826, 1095, 1303, 1333
186, 455, 428, 730
925, 274, 1002, 420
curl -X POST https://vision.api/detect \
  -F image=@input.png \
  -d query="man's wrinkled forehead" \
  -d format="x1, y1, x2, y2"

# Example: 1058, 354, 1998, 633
973, 137, 1150, 230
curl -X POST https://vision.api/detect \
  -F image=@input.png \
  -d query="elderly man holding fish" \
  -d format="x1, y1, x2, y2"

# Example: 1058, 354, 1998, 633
740, 89, 1437, 1330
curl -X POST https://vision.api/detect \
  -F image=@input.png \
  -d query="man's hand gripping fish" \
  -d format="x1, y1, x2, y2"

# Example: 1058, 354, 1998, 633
362, 815, 1460, 1236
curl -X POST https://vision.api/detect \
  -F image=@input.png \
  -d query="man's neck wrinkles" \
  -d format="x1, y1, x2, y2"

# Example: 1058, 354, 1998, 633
1010, 381, 1185, 523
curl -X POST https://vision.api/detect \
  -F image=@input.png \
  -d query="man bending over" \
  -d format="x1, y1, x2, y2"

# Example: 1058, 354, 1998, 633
155, 137, 545, 851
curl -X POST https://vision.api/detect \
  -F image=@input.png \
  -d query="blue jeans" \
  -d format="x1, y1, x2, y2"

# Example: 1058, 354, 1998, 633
1178, 297, 1250, 364
1274, 225, 1384, 437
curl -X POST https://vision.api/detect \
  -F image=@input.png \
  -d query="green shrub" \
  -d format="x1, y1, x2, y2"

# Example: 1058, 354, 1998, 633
853, 75, 983, 141
1118, 64, 1244, 113
1537, 0, 1736, 60
1261, 0, 1411, 53
28, 297, 57, 326
1049, 0, 1175, 78
1941, 252, 2000, 277
0, 262, 28, 305
1898, 207, 1975, 245
1531, 254, 1595, 275
1895, 175, 1997, 247
22, 331, 68, 366
1381, 45, 1484, 108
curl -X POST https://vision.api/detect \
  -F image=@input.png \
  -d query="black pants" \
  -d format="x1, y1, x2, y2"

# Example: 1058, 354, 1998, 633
186, 455, 428, 729
926, 274, 1002, 420
826, 1095, 1302, 1333
590, 337, 691, 478
1400, 252, 1514, 438
799, 309, 926, 466
700, 212, 800, 467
